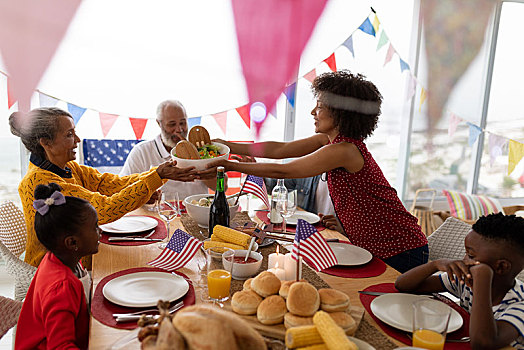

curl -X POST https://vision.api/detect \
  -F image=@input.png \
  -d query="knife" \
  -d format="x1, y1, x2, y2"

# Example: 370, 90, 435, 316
358, 291, 392, 296
116, 314, 161, 323
108, 237, 163, 242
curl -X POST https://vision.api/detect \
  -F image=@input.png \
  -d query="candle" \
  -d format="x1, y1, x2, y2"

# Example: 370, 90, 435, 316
284, 253, 302, 281
268, 246, 285, 269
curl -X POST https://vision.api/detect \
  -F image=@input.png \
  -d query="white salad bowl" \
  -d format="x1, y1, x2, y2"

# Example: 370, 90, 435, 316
171, 142, 230, 171
184, 193, 239, 228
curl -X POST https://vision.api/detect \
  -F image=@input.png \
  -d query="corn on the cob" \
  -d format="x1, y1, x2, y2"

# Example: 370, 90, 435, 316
296, 344, 328, 350
313, 311, 357, 350
210, 234, 226, 242
203, 240, 244, 251
285, 325, 324, 349
213, 225, 250, 248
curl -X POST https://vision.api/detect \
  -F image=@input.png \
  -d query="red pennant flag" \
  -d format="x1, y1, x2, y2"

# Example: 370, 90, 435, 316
7, 78, 16, 109
323, 53, 337, 72
304, 69, 317, 83
235, 105, 251, 129
212, 112, 228, 135
129, 117, 148, 140
99, 113, 119, 138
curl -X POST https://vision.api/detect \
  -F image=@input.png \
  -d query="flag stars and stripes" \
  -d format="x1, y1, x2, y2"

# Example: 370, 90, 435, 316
148, 229, 202, 271
242, 175, 270, 209
292, 219, 337, 271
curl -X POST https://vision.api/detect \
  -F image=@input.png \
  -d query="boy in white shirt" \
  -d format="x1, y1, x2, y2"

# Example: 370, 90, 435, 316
396, 213, 524, 349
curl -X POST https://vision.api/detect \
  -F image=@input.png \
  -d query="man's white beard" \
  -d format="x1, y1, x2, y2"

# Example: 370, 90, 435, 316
160, 130, 178, 149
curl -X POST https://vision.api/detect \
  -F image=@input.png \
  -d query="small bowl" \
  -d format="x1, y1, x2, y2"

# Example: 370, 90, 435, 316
223, 250, 263, 280
171, 142, 230, 171
184, 194, 239, 228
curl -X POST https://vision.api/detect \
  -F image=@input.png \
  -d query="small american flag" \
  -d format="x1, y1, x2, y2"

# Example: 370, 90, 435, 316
292, 219, 337, 271
242, 175, 270, 209
148, 229, 202, 271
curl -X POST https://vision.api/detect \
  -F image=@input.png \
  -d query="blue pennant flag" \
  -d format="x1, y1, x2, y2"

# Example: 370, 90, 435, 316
39, 93, 58, 107
67, 103, 87, 125
342, 35, 354, 57
188, 116, 202, 128
468, 123, 483, 146
399, 58, 410, 72
358, 18, 376, 37
284, 83, 296, 108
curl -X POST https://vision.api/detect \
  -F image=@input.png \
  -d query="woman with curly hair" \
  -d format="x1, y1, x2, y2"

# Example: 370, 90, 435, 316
209, 70, 428, 272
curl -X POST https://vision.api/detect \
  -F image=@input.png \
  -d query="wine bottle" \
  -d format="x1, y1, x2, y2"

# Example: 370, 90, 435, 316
270, 179, 287, 224
209, 166, 230, 236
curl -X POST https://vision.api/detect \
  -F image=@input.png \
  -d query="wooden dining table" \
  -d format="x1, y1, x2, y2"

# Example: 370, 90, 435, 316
88, 207, 404, 349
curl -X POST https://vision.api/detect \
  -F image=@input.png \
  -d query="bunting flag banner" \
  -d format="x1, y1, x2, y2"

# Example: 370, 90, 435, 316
129, 117, 148, 140
419, 88, 427, 112
99, 113, 119, 138
292, 219, 337, 271
187, 116, 202, 129
376, 31, 389, 51
0, 0, 82, 111
303, 69, 317, 83
488, 133, 508, 167
384, 44, 395, 66
212, 112, 228, 134
467, 123, 482, 146
372, 15, 380, 33
67, 103, 87, 125
406, 74, 417, 101
323, 53, 337, 72
508, 140, 524, 176
358, 18, 376, 37
399, 58, 410, 72
235, 104, 251, 128
232, 0, 328, 134
342, 35, 354, 57
284, 83, 296, 108
38, 92, 58, 107
7, 78, 16, 109
448, 112, 462, 138
423, 0, 495, 133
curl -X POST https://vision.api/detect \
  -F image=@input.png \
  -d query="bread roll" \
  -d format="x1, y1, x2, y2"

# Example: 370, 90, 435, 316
257, 295, 287, 325
231, 290, 263, 315
328, 312, 357, 335
251, 271, 281, 297
318, 288, 350, 312
284, 312, 314, 329
243, 278, 253, 291
278, 280, 294, 299
286, 282, 320, 317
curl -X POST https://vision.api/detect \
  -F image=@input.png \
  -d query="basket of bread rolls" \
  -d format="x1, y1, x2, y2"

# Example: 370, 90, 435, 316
230, 271, 359, 349
137, 301, 267, 350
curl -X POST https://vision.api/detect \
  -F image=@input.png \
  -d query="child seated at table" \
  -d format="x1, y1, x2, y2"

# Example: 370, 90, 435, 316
16, 183, 100, 350
395, 213, 524, 350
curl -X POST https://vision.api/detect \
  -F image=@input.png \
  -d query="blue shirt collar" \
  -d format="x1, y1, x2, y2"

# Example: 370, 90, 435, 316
30, 153, 72, 178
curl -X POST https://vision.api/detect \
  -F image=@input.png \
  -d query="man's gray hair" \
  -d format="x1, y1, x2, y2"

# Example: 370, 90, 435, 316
156, 100, 186, 121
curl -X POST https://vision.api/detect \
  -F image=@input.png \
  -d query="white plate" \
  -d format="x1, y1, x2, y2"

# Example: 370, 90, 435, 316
370, 293, 463, 333
102, 271, 189, 307
328, 242, 373, 266
100, 216, 158, 234
267, 211, 320, 225
349, 336, 375, 350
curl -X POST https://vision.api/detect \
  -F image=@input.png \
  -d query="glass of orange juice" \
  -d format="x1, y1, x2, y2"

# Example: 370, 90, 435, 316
412, 299, 451, 350
205, 247, 234, 303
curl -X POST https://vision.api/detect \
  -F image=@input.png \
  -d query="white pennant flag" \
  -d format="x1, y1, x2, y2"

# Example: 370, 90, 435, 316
488, 133, 508, 167
448, 112, 462, 138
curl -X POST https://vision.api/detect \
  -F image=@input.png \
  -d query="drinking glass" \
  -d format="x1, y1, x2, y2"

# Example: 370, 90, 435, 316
204, 247, 234, 305
412, 299, 451, 350
276, 190, 297, 233
156, 192, 179, 249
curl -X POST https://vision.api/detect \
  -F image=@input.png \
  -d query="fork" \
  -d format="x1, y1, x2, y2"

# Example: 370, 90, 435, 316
110, 229, 155, 240
112, 301, 183, 318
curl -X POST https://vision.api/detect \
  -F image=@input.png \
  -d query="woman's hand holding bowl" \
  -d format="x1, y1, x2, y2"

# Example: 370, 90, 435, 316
157, 160, 199, 182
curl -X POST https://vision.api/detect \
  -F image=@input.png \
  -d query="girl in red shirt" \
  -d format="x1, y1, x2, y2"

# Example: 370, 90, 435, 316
16, 183, 100, 349
207, 71, 428, 273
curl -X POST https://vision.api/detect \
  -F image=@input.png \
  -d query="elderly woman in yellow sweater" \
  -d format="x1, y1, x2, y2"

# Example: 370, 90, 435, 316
10, 107, 199, 268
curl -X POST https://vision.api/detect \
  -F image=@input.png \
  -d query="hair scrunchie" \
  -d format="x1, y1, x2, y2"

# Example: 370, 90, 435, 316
33, 191, 66, 216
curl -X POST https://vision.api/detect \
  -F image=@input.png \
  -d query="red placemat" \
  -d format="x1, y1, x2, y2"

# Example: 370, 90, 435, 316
100, 216, 167, 246
359, 283, 470, 349
321, 241, 386, 278
255, 211, 325, 233
91, 267, 195, 330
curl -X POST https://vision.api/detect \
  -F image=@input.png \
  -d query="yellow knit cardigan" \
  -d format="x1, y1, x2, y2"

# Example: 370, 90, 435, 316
19, 161, 164, 268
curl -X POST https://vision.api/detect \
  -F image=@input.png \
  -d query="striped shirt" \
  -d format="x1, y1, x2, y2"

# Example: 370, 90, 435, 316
440, 272, 524, 349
